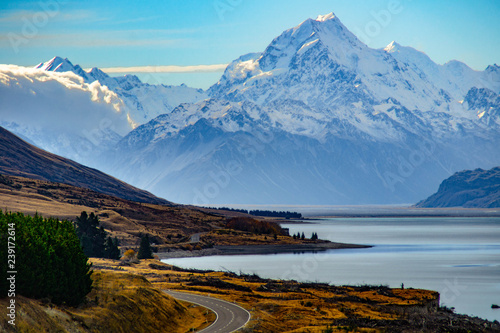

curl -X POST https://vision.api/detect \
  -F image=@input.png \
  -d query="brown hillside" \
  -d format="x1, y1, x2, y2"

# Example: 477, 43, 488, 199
0, 126, 169, 205
0, 174, 225, 248
0, 174, 320, 252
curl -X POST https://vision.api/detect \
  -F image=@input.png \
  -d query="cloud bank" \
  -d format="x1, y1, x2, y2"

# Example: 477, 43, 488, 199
99, 64, 228, 74
0, 65, 134, 162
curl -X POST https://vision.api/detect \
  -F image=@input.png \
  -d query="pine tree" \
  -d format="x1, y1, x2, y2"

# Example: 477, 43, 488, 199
104, 237, 120, 259
137, 235, 153, 259
75, 211, 108, 258
301, 232, 305, 240
0, 210, 92, 305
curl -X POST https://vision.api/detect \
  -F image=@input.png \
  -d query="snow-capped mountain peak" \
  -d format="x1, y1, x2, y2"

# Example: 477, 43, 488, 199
35, 56, 73, 71
35, 56, 91, 81
210, 12, 500, 113
383, 41, 399, 53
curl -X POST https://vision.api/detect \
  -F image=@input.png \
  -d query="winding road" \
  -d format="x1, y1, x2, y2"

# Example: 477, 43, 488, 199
164, 290, 251, 333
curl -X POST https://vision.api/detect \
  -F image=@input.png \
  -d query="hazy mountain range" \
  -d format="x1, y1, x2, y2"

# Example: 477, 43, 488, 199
1, 12, 499, 205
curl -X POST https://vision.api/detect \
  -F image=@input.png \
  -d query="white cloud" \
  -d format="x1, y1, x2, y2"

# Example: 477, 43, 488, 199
0, 65, 134, 161
0, 65, 132, 131
99, 64, 228, 74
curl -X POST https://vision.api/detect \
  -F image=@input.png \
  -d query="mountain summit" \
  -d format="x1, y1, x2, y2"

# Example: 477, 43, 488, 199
95, 13, 500, 205
210, 13, 499, 112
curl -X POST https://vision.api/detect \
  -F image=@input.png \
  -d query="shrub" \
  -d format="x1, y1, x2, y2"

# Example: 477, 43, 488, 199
122, 249, 136, 261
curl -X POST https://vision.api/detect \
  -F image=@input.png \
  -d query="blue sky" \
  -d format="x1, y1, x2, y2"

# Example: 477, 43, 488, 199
1, 0, 499, 88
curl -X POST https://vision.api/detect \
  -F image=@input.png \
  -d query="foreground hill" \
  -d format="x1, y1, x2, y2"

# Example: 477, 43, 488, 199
0, 126, 169, 205
0, 270, 212, 333
416, 166, 500, 208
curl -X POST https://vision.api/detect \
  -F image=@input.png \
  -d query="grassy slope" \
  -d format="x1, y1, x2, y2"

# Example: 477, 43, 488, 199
0, 174, 322, 251
92, 259, 440, 333
0, 174, 225, 247
0, 270, 212, 333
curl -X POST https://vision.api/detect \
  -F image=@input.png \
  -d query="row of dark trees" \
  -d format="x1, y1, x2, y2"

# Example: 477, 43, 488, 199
248, 210, 302, 219
208, 207, 303, 219
292, 232, 319, 240
0, 211, 93, 306
75, 211, 154, 260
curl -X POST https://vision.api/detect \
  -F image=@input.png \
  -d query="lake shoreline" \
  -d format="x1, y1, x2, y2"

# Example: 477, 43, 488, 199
157, 241, 371, 260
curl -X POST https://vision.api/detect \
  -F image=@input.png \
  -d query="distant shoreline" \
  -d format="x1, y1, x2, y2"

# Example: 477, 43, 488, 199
289, 209, 500, 219
303, 212, 500, 218
210, 204, 500, 219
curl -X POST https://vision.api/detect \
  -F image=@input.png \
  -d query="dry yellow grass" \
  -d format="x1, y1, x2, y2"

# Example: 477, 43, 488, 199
0, 175, 309, 252
0, 269, 213, 333
91, 258, 440, 333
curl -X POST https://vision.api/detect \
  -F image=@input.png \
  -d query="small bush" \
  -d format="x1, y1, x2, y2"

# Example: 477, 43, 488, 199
122, 249, 136, 261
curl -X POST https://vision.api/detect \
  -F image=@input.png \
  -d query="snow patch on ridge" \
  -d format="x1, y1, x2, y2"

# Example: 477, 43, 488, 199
316, 12, 335, 22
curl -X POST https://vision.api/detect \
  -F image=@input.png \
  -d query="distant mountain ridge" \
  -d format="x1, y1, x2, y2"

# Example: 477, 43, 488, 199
0, 126, 169, 205
35, 56, 208, 125
2, 12, 500, 205
416, 166, 500, 208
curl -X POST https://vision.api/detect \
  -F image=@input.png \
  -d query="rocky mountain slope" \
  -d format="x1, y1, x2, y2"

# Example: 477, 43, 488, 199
0, 126, 169, 205
100, 13, 500, 204
416, 166, 500, 208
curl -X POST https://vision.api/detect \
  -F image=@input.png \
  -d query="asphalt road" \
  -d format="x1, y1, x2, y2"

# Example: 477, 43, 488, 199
164, 290, 251, 333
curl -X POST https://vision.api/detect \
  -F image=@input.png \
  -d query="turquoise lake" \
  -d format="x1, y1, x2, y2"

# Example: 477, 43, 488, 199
164, 217, 500, 321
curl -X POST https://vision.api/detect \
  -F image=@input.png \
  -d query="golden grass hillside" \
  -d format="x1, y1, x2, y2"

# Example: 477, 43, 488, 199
92, 259, 444, 333
0, 174, 225, 247
0, 270, 212, 333
3, 258, 498, 332
0, 174, 321, 255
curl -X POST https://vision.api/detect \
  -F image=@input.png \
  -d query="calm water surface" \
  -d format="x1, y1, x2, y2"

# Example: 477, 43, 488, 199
164, 217, 500, 321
